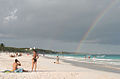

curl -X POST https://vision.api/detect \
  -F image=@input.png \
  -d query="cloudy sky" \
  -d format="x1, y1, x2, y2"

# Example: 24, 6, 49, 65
0, 0, 120, 54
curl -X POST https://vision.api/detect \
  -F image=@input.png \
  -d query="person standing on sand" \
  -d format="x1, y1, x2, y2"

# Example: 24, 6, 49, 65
57, 56, 59, 64
32, 50, 39, 72
54, 56, 60, 64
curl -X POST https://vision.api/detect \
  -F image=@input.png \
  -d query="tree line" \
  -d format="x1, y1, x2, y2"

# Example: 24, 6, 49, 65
0, 43, 61, 54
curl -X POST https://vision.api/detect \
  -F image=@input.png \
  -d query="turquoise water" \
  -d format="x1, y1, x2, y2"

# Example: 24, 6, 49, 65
47, 54, 120, 59
46, 54, 120, 66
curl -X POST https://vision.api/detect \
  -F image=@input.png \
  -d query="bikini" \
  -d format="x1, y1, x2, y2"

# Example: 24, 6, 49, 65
33, 58, 37, 62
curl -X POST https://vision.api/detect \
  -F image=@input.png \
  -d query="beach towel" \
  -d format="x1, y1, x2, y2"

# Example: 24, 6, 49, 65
3, 70, 13, 73
3, 68, 23, 73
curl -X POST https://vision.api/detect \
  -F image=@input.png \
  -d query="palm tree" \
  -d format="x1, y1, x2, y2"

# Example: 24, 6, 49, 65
0, 43, 5, 52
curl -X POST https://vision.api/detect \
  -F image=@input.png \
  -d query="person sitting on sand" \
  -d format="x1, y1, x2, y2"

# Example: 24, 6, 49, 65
54, 56, 60, 64
16, 53, 18, 56
32, 50, 39, 72
13, 59, 28, 72
10, 54, 15, 57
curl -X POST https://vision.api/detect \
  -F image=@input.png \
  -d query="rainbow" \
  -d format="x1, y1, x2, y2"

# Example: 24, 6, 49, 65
76, 0, 118, 52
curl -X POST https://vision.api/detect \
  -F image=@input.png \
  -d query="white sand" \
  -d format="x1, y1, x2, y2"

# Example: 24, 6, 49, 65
0, 53, 120, 79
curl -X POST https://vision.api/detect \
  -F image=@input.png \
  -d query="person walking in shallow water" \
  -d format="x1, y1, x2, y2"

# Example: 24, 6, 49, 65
32, 50, 39, 72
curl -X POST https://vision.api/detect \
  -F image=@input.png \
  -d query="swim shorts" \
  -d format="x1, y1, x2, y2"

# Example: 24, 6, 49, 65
14, 68, 23, 73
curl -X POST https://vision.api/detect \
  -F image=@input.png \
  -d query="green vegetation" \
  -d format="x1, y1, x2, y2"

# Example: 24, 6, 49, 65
0, 43, 61, 54
0, 43, 5, 51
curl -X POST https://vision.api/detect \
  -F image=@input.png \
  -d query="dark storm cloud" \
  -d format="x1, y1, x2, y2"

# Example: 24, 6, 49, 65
0, 0, 120, 45
87, 6, 120, 45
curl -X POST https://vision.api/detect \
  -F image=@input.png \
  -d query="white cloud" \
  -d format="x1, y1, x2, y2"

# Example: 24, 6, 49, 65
3, 8, 18, 23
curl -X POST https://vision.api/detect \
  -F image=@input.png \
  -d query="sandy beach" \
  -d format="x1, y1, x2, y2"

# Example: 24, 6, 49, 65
0, 53, 120, 79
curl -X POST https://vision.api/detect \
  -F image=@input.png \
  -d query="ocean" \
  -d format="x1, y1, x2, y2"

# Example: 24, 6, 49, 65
46, 54, 120, 66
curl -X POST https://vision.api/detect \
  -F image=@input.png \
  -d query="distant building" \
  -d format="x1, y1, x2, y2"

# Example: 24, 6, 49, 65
33, 47, 36, 49
29, 48, 32, 50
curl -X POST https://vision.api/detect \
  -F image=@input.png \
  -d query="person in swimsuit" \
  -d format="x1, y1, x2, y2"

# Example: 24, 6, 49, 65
56, 56, 59, 64
32, 50, 39, 72
13, 59, 28, 72
54, 56, 60, 64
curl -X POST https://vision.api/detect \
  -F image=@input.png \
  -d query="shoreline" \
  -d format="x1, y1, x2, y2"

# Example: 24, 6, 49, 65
44, 56, 120, 73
